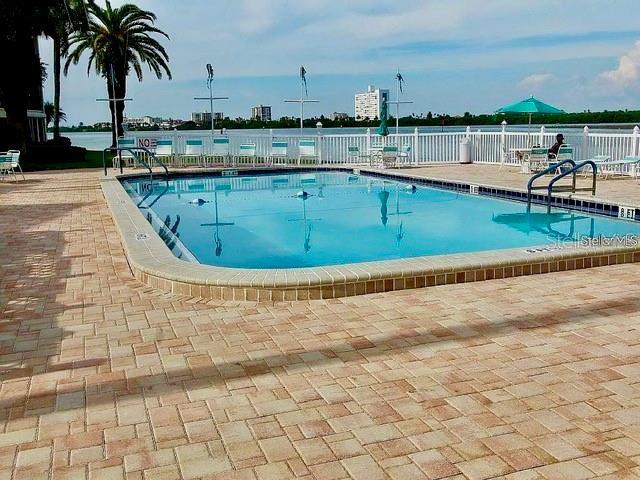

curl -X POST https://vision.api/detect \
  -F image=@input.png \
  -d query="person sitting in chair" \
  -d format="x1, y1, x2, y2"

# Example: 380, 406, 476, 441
548, 133, 565, 159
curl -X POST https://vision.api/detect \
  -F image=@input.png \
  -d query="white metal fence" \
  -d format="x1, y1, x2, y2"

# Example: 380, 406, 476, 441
124, 125, 640, 172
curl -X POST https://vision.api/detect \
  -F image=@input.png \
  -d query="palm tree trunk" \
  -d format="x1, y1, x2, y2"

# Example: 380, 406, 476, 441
107, 79, 117, 147
114, 72, 127, 145
53, 35, 61, 140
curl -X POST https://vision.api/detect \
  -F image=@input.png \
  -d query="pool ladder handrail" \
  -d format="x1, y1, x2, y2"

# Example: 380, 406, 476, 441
545, 160, 597, 212
526, 159, 575, 211
102, 146, 169, 180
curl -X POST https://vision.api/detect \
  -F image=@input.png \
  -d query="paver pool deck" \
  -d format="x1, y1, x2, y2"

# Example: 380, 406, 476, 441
2, 167, 640, 480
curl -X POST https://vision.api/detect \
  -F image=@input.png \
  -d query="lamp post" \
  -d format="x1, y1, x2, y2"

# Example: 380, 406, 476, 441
194, 64, 229, 135
387, 68, 413, 135
284, 66, 320, 133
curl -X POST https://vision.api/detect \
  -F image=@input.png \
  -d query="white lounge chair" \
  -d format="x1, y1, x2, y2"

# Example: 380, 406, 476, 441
270, 140, 289, 166
235, 143, 257, 166
593, 155, 640, 181
298, 139, 318, 165
113, 138, 136, 168
154, 139, 174, 166
210, 137, 231, 166
180, 139, 204, 167
7, 150, 25, 180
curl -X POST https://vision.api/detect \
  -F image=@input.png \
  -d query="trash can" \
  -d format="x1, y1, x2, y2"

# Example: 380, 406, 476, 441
459, 137, 471, 164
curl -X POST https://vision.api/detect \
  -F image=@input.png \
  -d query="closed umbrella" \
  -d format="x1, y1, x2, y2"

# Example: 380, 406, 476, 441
376, 98, 389, 137
496, 96, 564, 145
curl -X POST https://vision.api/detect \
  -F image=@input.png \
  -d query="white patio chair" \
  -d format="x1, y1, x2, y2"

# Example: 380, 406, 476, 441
235, 143, 257, 166
0, 153, 17, 181
270, 140, 289, 166
396, 145, 412, 167
298, 139, 318, 165
379, 145, 399, 168
180, 139, 204, 167
113, 138, 136, 168
210, 137, 231, 166
526, 147, 549, 173
7, 150, 25, 180
347, 145, 369, 165
154, 139, 175, 166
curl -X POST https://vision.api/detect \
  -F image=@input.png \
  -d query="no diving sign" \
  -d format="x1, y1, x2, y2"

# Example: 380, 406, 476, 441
136, 137, 157, 150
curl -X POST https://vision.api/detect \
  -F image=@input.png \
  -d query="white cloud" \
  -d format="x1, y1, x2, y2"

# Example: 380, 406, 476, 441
519, 73, 554, 90
601, 40, 640, 87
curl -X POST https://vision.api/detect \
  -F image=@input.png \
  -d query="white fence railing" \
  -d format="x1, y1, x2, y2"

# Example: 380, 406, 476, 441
123, 125, 640, 172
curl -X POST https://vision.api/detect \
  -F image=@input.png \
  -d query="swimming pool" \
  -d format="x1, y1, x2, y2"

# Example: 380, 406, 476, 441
121, 171, 640, 269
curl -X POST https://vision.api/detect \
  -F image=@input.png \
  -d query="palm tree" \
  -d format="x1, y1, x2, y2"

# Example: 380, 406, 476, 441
44, 102, 67, 128
44, 1, 87, 140
64, 1, 171, 146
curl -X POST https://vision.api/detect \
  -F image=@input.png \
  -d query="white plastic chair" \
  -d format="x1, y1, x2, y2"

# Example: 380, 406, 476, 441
347, 145, 369, 165
211, 137, 231, 166
270, 140, 289, 166
154, 139, 174, 166
7, 150, 25, 180
396, 145, 412, 167
0, 153, 16, 181
235, 143, 257, 166
113, 138, 136, 168
298, 139, 318, 165
180, 139, 204, 167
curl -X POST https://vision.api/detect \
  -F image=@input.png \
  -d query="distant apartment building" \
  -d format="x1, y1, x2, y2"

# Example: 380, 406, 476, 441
354, 85, 389, 120
330, 112, 349, 121
191, 111, 224, 123
251, 105, 272, 121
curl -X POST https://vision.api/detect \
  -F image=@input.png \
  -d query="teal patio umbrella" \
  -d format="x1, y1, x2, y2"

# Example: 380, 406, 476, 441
496, 95, 564, 144
376, 98, 389, 137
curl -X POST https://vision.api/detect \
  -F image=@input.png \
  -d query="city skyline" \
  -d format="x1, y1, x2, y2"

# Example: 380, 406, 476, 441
38, 0, 640, 125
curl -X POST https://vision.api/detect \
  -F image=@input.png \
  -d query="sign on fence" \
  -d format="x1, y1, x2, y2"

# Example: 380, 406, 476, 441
136, 137, 157, 150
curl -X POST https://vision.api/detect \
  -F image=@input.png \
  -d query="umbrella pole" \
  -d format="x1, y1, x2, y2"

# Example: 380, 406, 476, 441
528, 113, 532, 147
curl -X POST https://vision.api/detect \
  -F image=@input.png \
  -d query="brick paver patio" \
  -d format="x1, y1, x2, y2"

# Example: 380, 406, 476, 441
2, 169, 640, 479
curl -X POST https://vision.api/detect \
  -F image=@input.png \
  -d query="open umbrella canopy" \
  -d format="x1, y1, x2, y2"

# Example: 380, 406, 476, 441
496, 96, 564, 114
376, 99, 389, 136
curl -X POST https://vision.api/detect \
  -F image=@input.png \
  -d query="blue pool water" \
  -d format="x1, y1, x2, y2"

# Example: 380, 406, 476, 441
121, 172, 640, 268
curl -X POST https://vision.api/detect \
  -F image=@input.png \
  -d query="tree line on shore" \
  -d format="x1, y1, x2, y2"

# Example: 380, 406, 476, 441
55, 109, 640, 133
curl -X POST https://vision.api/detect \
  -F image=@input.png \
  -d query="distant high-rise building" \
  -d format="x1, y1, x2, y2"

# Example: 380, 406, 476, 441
330, 112, 349, 121
354, 85, 389, 120
191, 111, 224, 123
251, 105, 272, 121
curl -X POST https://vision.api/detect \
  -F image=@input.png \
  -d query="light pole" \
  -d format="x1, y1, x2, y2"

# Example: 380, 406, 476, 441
387, 68, 413, 135
194, 64, 229, 135
284, 66, 319, 133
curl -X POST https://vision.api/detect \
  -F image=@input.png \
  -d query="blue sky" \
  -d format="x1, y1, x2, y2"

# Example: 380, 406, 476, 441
39, 0, 640, 125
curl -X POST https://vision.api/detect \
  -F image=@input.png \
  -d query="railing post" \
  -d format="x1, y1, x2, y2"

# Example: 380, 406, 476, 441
582, 126, 590, 160
317, 127, 323, 164
634, 126, 640, 156
539, 125, 545, 147
413, 127, 419, 165
500, 120, 507, 165
465, 125, 471, 139
366, 128, 371, 153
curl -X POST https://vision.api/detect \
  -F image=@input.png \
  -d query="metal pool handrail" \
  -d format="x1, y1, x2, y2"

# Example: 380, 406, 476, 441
546, 160, 597, 212
526, 159, 576, 210
102, 146, 169, 179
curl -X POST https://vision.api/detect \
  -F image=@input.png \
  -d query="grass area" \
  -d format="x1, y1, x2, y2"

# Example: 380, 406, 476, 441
26, 150, 106, 171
